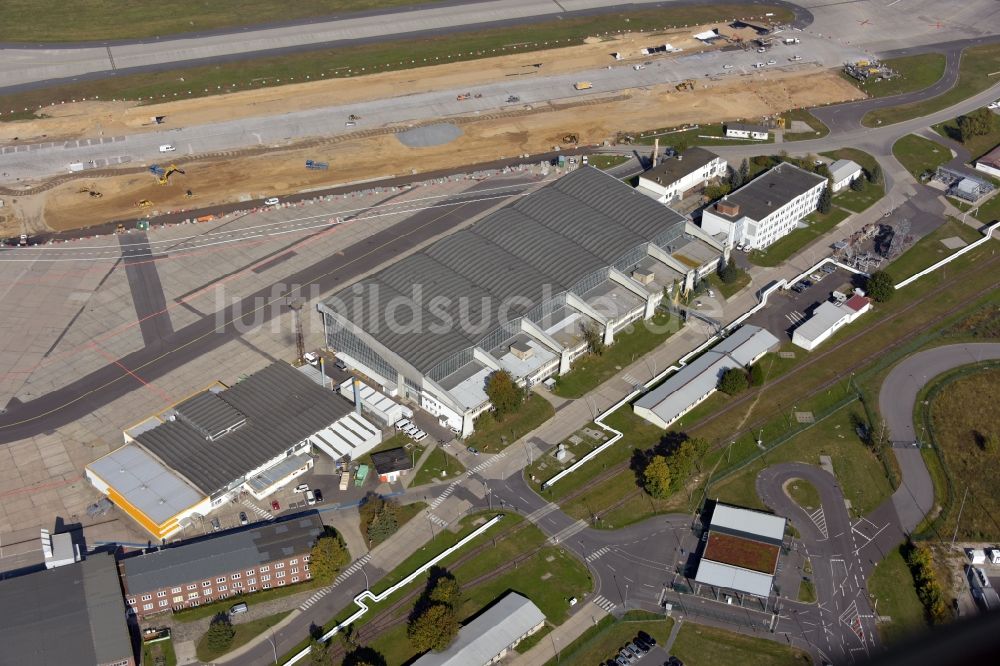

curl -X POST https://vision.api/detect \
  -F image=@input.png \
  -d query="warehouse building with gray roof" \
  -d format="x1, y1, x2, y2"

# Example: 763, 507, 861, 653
319, 167, 718, 436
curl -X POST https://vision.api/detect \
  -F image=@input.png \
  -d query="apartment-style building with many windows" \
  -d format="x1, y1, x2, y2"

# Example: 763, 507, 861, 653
120, 514, 323, 618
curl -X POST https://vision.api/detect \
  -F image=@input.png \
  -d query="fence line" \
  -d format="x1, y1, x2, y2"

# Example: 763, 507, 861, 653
895, 220, 1000, 289
283, 514, 504, 665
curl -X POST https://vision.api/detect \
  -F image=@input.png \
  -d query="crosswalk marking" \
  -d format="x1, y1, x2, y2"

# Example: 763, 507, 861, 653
299, 554, 371, 611
548, 519, 588, 545
428, 513, 448, 528
429, 482, 458, 510
241, 497, 274, 522
622, 372, 639, 386
586, 546, 611, 562
593, 594, 617, 613
809, 507, 829, 539
525, 502, 558, 524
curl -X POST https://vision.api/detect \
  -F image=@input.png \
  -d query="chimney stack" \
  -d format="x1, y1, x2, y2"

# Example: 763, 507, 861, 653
652, 137, 659, 168
352, 377, 363, 415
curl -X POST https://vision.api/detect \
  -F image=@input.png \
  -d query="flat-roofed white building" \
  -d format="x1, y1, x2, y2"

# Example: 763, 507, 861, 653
792, 293, 871, 351
829, 159, 863, 192
636, 148, 727, 204
634, 326, 779, 429
700, 163, 827, 250
725, 123, 769, 140
695, 503, 786, 599
975, 145, 1000, 179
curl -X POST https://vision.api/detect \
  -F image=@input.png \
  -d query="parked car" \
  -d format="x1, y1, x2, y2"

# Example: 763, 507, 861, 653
637, 630, 656, 646
634, 637, 651, 652
264, 197, 280, 206
230, 602, 249, 615
211, 517, 222, 531
394, 418, 411, 431
158, 144, 176, 153
313, 489, 324, 504
723, 64, 734, 70
467, 446, 480, 456
706, 289, 715, 297
239, 511, 249, 526
271, 499, 281, 511
303, 351, 319, 366
626, 642, 644, 657
614, 657, 629, 666
412, 430, 427, 442
305, 489, 317, 506
619, 647, 637, 663
295, 483, 309, 493
822, 264, 836, 274
667, 657, 684, 666
767, 59, 776, 65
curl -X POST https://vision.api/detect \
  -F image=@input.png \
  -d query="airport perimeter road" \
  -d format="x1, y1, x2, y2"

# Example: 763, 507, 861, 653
0, 0, 817, 91
877, 343, 1000, 534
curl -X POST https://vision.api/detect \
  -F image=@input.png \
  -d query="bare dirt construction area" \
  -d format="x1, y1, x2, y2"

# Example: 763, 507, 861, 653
28, 68, 861, 232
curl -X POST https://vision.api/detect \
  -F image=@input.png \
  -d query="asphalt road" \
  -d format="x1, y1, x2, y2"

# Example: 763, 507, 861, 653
0, 0, 813, 92
0, 177, 538, 443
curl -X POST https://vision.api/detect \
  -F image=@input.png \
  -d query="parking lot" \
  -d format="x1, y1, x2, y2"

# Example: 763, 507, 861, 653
746, 266, 860, 342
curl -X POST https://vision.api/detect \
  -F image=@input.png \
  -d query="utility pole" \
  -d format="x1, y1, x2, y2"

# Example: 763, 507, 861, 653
951, 486, 970, 546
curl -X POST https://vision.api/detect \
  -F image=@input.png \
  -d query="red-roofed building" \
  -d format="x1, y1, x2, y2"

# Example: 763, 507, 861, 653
975, 145, 1000, 179
793, 291, 872, 351
844, 294, 871, 314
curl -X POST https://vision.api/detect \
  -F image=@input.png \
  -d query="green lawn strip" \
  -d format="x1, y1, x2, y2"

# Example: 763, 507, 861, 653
545, 612, 673, 665
515, 623, 553, 653
869, 545, 928, 645
553, 311, 678, 398
786, 478, 822, 512
819, 147, 886, 213
840, 53, 946, 99
195, 611, 292, 663
707, 270, 752, 299
411, 446, 465, 486
141, 638, 177, 666
0, 4, 792, 115
0, 1, 449, 42
862, 44, 1000, 127
932, 108, 1000, 160
891, 134, 953, 180
747, 207, 851, 268
631, 122, 775, 147
465, 393, 554, 453
173, 580, 319, 622
966, 191, 1000, 223
524, 421, 607, 487
797, 578, 816, 604
781, 109, 830, 141
670, 622, 810, 666
884, 216, 987, 283
588, 155, 630, 170
366, 501, 428, 548
923, 366, 1000, 540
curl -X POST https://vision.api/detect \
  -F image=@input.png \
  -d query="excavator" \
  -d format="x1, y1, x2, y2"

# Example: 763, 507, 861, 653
135, 199, 153, 209
149, 163, 185, 185
78, 187, 103, 198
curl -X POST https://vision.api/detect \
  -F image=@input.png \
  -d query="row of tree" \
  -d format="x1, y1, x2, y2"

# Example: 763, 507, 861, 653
902, 541, 951, 625
359, 493, 400, 545
407, 567, 462, 652
717, 363, 764, 396
638, 433, 709, 500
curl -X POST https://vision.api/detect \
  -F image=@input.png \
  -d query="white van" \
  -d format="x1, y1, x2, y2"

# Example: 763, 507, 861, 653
158, 144, 175, 153
305, 489, 316, 505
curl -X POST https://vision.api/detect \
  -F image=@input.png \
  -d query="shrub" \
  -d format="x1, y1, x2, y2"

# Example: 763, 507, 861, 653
718, 367, 749, 395
206, 615, 236, 653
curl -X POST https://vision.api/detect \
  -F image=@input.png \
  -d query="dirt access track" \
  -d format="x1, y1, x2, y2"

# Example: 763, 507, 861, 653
0, 25, 862, 235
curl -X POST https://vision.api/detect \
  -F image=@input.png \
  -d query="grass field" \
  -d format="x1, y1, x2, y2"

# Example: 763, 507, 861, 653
707, 269, 752, 300
798, 577, 816, 603
670, 622, 810, 666
933, 108, 1000, 160
869, 545, 927, 645
786, 478, 821, 512
553, 311, 678, 398
464, 393, 554, 453
891, 134, 952, 179
711, 406, 894, 517
926, 366, 1000, 540
364, 501, 427, 548
782, 109, 830, 141
588, 154, 630, 170
545, 613, 673, 665
142, 638, 177, 666
884, 217, 985, 282
411, 446, 464, 486
0, 4, 792, 115
862, 44, 1000, 127
747, 207, 851, 268
195, 611, 291, 663
841, 53, 946, 99
631, 122, 775, 147
0, 1, 447, 41
819, 147, 885, 213
174, 580, 318, 622
963, 191, 1000, 224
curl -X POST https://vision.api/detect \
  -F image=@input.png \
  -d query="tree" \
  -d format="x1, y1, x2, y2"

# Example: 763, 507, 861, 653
704, 183, 731, 201
727, 166, 743, 190
718, 367, 749, 395
739, 158, 750, 185
957, 108, 994, 142
429, 576, 461, 607
849, 176, 865, 192
866, 163, 882, 185
342, 647, 388, 666
717, 260, 740, 284
865, 270, 895, 303
643, 455, 672, 499
484, 369, 523, 420
206, 615, 236, 653
817, 186, 832, 214
582, 323, 606, 356
408, 603, 459, 652
308, 638, 329, 665
748, 363, 765, 387
310, 531, 350, 584
360, 493, 400, 544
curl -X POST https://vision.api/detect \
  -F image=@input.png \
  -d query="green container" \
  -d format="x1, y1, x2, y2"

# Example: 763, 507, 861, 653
136, 219, 150, 230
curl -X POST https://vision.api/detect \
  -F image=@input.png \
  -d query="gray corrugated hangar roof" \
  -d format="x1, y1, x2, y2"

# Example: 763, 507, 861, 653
0, 553, 133, 666
328, 167, 687, 373
135, 362, 352, 495
123, 514, 323, 593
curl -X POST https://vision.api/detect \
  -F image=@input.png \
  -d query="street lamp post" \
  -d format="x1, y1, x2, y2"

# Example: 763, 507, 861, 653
361, 563, 370, 591
265, 629, 278, 664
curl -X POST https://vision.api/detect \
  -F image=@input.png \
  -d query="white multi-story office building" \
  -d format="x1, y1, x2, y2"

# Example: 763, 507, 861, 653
700, 162, 827, 250
636, 147, 727, 204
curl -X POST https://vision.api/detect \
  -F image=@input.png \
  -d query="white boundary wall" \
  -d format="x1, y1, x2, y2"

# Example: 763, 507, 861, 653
284, 514, 504, 665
